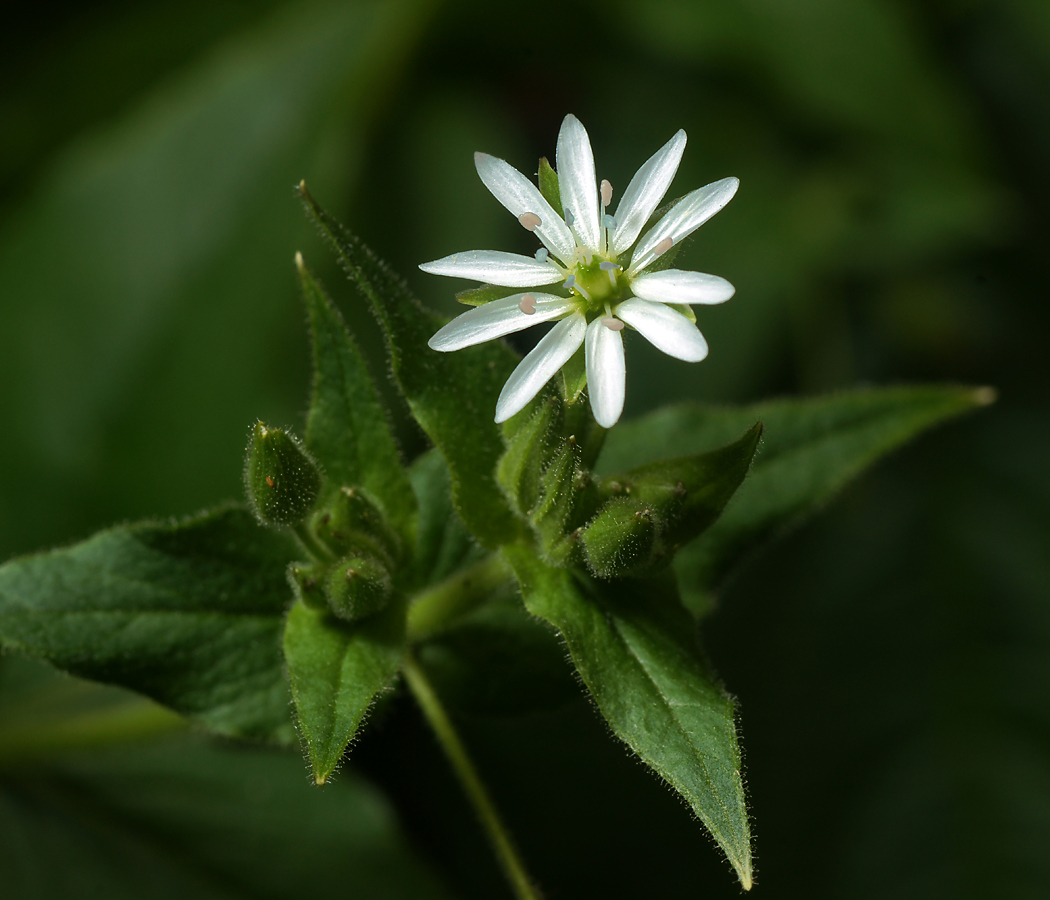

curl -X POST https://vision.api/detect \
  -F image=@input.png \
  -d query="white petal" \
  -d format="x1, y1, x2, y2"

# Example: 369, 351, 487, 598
614, 298, 709, 362
495, 313, 587, 423
610, 129, 687, 257
474, 153, 576, 264
428, 294, 578, 351
419, 250, 563, 287
556, 115, 601, 251
630, 269, 735, 305
631, 177, 739, 272
585, 317, 626, 429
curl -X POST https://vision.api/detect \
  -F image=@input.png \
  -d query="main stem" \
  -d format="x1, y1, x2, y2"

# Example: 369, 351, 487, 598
402, 655, 542, 900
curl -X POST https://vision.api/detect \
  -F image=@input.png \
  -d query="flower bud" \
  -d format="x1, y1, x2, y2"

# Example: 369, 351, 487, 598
580, 497, 662, 579
311, 486, 399, 565
326, 554, 392, 623
245, 423, 321, 525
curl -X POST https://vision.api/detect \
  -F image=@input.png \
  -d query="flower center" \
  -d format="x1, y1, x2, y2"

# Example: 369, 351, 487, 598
569, 257, 628, 313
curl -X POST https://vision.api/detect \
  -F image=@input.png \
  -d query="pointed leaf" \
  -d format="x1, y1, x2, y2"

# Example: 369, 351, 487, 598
299, 255, 416, 538
598, 385, 992, 606
0, 507, 298, 741
283, 597, 405, 783
505, 548, 752, 889
300, 185, 522, 549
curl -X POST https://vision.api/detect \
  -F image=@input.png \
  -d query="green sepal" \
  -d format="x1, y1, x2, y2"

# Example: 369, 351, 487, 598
0, 506, 299, 742
559, 344, 588, 405
310, 485, 401, 567
289, 561, 329, 611
455, 284, 510, 307
530, 435, 590, 566
245, 422, 321, 526
326, 555, 393, 623
283, 596, 406, 784
582, 423, 761, 578
497, 394, 559, 516
298, 254, 416, 543
299, 183, 522, 550
669, 302, 696, 323
505, 549, 753, 890
538, 157, 564, 218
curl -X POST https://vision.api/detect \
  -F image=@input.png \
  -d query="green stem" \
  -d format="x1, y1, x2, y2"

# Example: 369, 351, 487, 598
406, 553, 513, 641
292, 521, 334, 563
402, 655, 542, 900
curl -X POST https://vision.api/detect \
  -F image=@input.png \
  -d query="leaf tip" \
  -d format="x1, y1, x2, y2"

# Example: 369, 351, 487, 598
314, 771, 328, 786
295, 250, 305, 274
973, 385, 997, 406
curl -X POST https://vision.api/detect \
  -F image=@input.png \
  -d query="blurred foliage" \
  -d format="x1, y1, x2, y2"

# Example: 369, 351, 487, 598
0, 0, 1047, 897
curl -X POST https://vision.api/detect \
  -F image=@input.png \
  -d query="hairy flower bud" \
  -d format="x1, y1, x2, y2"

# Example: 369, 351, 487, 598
325, 554, 392, 623
245, 423, 321, 525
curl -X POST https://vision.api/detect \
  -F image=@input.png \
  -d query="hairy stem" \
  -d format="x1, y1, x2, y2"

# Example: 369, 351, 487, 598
403, 655, 542, 900
406, 552, 513, 641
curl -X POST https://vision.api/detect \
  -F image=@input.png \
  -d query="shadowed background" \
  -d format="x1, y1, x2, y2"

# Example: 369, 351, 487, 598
1, 0, 1047, 897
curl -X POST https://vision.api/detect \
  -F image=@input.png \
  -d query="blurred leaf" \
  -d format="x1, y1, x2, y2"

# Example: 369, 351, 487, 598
600, 386, 991, 612
415, 596, 575, 717
0, 731, 453, 899
506, 548, 752, 889
0, 0, 431, 558
283, 598, 405, 783
300, 186, 522, 549
0, 506, 297, 742
299, 256, 416, 538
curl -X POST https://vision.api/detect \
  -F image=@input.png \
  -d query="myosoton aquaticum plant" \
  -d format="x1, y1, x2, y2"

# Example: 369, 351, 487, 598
0, 114, 992, 897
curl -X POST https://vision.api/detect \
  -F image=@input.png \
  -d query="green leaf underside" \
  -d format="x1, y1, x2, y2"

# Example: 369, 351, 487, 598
300, 185, 522, 549
300, 258, 417, 539
0, 507, 298, 742
598, 385, 990, 600
505, 548, 752, 889
283, 597, 406, 783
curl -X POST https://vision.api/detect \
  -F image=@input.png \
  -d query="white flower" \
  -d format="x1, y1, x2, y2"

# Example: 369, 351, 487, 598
420, 114, 738, 429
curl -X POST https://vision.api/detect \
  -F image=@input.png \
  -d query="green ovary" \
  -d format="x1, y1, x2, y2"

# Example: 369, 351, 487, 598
573, 257, 629, 312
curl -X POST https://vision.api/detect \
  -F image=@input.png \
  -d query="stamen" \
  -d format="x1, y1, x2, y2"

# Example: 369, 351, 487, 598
654, 236, 674, 257
564, 209, 575, 227
518, 212, 542, 231
563, 274, 592, 301
534, 247, 549, 262
518, 294, 537, 315
563, 275, 576, 290
601, 179, 613, 207
600, 260, 621, 287
602, 214, 617, 230
601, 317, 624, 331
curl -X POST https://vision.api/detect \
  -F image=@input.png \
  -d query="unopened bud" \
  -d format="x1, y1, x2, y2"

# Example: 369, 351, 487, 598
311, 486, 399, 565
580, 498, 661, 578
245, 423, 320, 525
326, 555, 392, 622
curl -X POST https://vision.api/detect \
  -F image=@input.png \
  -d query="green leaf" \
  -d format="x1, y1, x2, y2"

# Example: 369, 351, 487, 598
283, 597, 406, 784
598, 386, 992, 608
505, 548, 752, 889
582, 424, 761, 578
299, 255, 417, 539
300, 185, 522, 549
407, 449, 487, 588
0, 506, 298, 742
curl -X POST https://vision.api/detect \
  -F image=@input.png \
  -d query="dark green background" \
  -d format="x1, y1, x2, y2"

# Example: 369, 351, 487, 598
1, 0, 1047, 897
